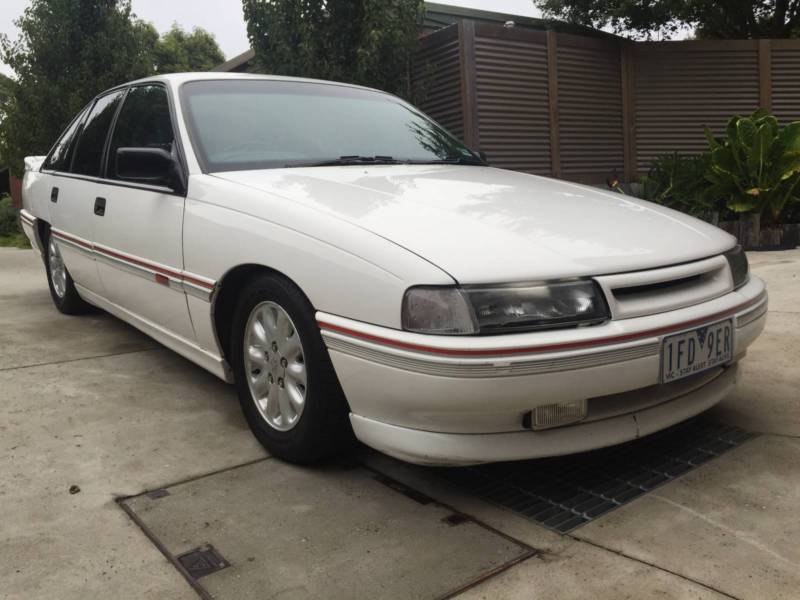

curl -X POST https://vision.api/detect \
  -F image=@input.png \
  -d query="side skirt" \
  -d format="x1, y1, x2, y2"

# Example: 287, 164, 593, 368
75, 284, 234, 383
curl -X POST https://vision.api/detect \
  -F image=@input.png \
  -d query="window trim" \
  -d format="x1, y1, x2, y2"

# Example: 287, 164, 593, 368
42, 170, 178, 194
100, 86, 130, 180
39, 80, 189, 198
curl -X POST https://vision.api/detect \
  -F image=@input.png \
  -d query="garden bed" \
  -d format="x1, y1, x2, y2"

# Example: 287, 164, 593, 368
718, 221, 800, 250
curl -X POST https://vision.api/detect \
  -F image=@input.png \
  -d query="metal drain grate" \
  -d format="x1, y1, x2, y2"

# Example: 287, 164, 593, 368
442, 418, 756, 534
177, 545, 230, 579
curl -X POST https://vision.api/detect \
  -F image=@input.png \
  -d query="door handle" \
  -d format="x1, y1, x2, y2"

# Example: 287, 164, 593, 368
94, 197, 106, 217
50, 187, 59, 203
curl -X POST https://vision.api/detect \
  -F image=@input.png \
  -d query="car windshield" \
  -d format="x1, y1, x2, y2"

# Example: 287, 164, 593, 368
180, 79, 480, 172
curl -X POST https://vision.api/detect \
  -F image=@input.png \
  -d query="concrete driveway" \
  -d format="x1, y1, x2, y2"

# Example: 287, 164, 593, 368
1, 247, 798, 599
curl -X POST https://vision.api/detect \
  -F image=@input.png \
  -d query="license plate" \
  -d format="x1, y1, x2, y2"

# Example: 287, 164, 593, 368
660, 319, 733, 383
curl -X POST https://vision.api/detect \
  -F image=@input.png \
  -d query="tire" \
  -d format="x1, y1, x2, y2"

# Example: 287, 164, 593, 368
230, 273, 354, 463
44, 231, 93, 315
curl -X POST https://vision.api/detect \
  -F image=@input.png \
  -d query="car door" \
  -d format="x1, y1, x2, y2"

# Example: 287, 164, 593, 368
91, 83, 195, 341
47, 93, 124, 293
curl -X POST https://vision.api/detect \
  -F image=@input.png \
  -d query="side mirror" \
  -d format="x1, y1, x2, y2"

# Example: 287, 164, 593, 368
116, 147, 184, 192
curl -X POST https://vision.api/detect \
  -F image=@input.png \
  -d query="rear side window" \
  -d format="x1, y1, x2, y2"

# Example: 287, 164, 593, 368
108, 85, 174, 180
71, 90, 125, 177
43, 106, 89, 172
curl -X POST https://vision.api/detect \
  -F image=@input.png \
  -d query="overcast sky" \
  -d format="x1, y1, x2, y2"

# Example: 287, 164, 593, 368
0, 0, 541, 77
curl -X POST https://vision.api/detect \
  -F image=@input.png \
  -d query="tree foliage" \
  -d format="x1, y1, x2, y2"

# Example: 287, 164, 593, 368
0, 73, 12, 167
155, 25, 226, 74
0, 0, 155, 175
0, 1, 226, 176
242, 0, 424, 98
535, 0, 800, 39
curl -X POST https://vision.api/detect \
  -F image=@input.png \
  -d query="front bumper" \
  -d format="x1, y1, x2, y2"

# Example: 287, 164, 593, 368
351, 364, 738, 466
318, 276, 767, 465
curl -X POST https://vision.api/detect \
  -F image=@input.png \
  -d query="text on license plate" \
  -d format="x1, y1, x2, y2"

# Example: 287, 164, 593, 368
660, 319, 733, 383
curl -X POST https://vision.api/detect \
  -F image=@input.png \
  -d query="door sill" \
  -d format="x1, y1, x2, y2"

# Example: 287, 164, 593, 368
75, 284, 233, 383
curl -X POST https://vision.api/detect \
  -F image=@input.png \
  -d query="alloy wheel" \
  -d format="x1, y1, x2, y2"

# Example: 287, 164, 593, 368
48, 238, 67, 298
243, 301, 307, 431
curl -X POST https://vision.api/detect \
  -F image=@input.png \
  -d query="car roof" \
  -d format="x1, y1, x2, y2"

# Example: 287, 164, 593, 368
119, 72, 383, 95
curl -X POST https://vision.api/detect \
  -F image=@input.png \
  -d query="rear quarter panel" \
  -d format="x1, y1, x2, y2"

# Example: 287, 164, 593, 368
22, 158, 51, 223
21, 158, 51, 253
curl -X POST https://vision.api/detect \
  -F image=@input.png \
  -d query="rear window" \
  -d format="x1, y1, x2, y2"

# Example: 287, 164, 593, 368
71, 90, 125, 177
43, 106, 89, 172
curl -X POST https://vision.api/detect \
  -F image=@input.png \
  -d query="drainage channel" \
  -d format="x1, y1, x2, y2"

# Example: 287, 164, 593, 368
439, 417, 757, 534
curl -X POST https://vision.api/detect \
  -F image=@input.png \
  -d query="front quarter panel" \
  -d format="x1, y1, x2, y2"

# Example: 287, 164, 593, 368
183, 174, 453, 354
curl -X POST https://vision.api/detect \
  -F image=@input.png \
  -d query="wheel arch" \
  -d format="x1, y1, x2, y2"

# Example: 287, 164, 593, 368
36, 218, 50, 258
212, 263, 314, 366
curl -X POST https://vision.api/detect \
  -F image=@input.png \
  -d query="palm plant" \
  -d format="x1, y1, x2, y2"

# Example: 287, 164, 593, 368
705, 110, 800, 222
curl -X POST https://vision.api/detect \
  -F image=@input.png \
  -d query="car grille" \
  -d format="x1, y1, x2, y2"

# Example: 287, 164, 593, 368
595, 255, 732, 320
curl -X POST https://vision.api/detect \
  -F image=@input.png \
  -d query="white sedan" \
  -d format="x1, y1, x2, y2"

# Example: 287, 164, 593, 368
20, 73, 767, 466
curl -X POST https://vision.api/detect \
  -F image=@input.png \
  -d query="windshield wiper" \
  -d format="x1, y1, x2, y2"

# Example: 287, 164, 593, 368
286, 154, 486, 168
287, 155, 402, 168
411, 155, 486, 166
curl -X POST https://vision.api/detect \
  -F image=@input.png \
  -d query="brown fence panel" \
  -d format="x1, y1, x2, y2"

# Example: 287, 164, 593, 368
473, 24, 551, 175
413, 25, 465, 141
556, 34, 625, 182
414, 25, 800, 182
771, 40, 800, 123
633, 41, 760, 172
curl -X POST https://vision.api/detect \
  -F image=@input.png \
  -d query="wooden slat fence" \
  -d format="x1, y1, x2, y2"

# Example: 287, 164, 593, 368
413, 23, 800, 183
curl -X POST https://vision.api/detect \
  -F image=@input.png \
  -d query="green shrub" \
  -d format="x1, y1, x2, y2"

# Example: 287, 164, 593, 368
0, 195, 29, 248
705, 109, 800, 221
0, 195, 18, 236
640, 152, 717, 218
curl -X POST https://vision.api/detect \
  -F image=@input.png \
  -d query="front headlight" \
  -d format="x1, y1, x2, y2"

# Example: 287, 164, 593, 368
724, 245, 749, 289
402, 280, 609, 335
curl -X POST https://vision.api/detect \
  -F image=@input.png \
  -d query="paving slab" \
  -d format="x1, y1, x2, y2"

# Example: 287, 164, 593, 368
121, 460, 534, 600
710, 250, 800, 438
574, 435, 800, 600
456, 539, 728, 600
712, 311, 800, 437
0, 291, 156, 371
745, 249, 800, 315
0, 247, 47, 298
0, 349, 266, 599
0, 349, 265, 496
0, 250, 155, 371
0, 498, 197, 600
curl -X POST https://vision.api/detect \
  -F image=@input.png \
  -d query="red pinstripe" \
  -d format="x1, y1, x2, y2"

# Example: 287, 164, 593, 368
51, 229, 92, 250
317, 294, 765, 358
50, 230, 214, 291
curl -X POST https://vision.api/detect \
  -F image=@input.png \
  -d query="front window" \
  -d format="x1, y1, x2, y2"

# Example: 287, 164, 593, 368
180, 79, 480, 172
107, 85, 174, 181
